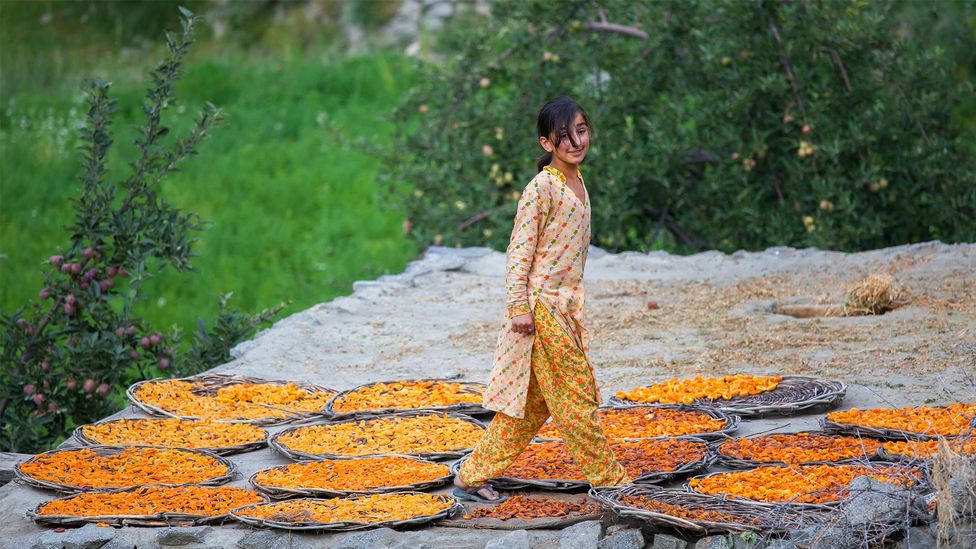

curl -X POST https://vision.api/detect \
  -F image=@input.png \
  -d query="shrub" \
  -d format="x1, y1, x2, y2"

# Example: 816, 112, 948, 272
387, 0, 975, 253
0, 8, 283, 453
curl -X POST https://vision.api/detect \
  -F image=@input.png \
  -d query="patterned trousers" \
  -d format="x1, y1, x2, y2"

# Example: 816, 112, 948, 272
458, 302, 630, 487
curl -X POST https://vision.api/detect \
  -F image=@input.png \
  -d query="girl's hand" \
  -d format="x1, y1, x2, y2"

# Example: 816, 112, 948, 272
511, 313, 534, 334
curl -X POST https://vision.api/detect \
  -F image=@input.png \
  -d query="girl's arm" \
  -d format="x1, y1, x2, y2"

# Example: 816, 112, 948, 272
505, 178, 549, 319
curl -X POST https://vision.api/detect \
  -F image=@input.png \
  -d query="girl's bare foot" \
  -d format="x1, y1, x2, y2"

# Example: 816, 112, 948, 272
453, 474, 504, 502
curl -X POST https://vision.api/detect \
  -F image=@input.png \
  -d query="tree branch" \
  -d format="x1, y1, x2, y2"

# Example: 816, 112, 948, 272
583, 21, 648, 40
829, 48, 852, 93
641, 205, 704, 248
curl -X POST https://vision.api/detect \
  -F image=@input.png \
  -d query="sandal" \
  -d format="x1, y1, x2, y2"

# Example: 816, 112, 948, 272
452, 485, 508, 504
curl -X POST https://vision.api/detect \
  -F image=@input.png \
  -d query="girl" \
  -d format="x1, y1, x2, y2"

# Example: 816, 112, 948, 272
453, 96, 630, 503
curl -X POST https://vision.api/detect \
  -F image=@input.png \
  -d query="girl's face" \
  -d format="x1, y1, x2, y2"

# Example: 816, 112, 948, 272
541, 111, 590, 166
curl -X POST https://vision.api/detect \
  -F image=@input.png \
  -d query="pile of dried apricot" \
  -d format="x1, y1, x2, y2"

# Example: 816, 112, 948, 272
132, 379, 335, 421
80, 418, 266, 450
502, 439, 707, 481
827, 404, 976, 437
331, 380, 482, 413
882, 438, 976, 460
537, 407, 727, 439
252, 456, 449, 492
719, 433, 881, 464
690, 464, 921, 504
616, 375, 782, 404
36, 486, 264, 518
234, 493, 454, 524
274, 414, 484, 457
19, 447, 229, 489
463, 495, 599, 520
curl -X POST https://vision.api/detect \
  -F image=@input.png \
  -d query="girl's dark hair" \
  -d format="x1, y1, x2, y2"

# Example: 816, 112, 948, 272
536, 96, 592, 171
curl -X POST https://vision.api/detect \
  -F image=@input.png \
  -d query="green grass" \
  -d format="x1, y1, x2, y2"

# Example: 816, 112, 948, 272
0, 51, 420, 334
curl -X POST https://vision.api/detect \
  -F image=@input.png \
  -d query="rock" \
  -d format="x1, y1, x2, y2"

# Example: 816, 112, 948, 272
899, 526, 937, 549
237, 530, 313, 549
99, 539, 137, 549
559, 520, 602, 549
598, 527, 644, 549
763, 540, 799, 549
156, 526, 210, 546
787, 526, 849, 549
485, 529, 531, 549
843, 476, 927, 528
695, 535, 732, 549
651, 533, 688, 549
334, 527, 399, 549
425, 245, 494, 259
588, 245, 609, 259
28, 523, 117, 549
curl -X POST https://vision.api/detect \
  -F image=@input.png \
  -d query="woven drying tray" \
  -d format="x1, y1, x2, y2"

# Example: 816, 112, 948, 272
589, 485, 831, 535
73, 418, 269, 456
534, 404, 740, 443
325, 378, 489, 419
28, 484, 268, 527
684, 463, 928, 511
875, 439, 976, 463
714, 431, 884, 468
452, 438, 713, 491
609, 375, 845, 418
14, 445, 236, 493
270, 411, 487, 461
249, 454, 453, 499
440, 493, 604, 530
821, 405, 976, 441
127, 373, 337, 426
229, 492, 463, 531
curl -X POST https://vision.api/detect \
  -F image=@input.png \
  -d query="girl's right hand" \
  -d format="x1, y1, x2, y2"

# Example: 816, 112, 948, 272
511, 313, 534, 334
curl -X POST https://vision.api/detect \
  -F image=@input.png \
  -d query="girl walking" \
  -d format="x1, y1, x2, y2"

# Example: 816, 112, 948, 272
454, 96, 630, 502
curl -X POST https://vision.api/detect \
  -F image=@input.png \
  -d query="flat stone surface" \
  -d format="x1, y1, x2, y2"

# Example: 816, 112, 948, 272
1, 242, 973, 547
484, 529, 531, 549
651, 533, 689, 549
695, 535, 732, 549
559, 520, 602, 549
156, 526, 210, 546
597, 527, 644, 549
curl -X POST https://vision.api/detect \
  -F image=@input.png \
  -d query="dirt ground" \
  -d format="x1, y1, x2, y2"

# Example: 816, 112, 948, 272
1, 240, 973, 547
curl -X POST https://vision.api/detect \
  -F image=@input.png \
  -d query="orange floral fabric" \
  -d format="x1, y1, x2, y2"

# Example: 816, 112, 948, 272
460, 301, 628, 487
484, 165, 593, 418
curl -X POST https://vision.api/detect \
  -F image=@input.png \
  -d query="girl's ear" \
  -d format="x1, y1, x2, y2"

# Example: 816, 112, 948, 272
539, 136, 553, 153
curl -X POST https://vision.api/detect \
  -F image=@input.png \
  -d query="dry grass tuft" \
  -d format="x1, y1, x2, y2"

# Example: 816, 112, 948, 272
844, 273, 908, 316
932, 437, 976, 545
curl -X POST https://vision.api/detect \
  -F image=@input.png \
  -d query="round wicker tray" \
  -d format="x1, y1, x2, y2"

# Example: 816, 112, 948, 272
249, 455, 454, 499
609, 375, 846, 418
875, 441, 976, 463
28, 484, 268, 527
325, 378, 489, 419
229, 492, 463, 531
73, 418, 269, 456
15, 445, 236, 493
126, 373, 337, 426
820, 406, 976, 441
589, 485, 831, 535
270, 411, 487, 461
714, 431, 883, 468
451, 438, 713, 491
685, 463, 927, 510
533, 404, 740, 443
440, 493, 604, 530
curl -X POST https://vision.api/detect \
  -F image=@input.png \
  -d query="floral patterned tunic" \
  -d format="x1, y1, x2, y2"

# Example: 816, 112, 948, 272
483, 165, 594, 418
